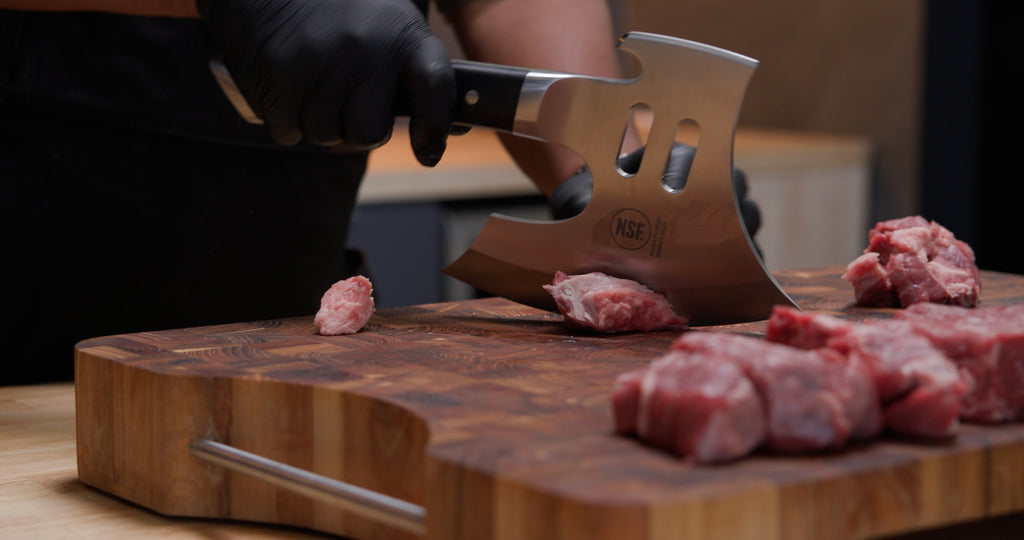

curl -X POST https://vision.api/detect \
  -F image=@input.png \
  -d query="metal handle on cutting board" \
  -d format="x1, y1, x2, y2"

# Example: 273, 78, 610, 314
209, 58, 542, 134
189, 439, 426, 535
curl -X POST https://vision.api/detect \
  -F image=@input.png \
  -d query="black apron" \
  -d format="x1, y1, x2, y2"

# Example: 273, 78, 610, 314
1, 11, 368, 385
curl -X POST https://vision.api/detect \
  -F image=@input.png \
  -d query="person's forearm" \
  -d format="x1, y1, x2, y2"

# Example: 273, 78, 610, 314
0, 0, 199, 17
446, 0, 628, 197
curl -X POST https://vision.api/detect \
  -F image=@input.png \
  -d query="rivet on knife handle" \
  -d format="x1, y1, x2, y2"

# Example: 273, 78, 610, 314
189, 439, 426, 535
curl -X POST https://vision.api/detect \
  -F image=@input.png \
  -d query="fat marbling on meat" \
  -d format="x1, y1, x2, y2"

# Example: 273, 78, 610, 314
614, 349, 766, 464
612, 331, 882, 462
673, 332, 880, 451
768, 306, 969, 439
843, 216, 980, 308
895, 303, 1024, 423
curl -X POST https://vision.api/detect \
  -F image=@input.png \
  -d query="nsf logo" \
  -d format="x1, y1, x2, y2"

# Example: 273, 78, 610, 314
610, 209, 651, 250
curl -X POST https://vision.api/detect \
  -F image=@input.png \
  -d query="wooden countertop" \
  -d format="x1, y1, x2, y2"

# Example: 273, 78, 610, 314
5, 382, 1023, 539
0, 383, 323, 538
358, 123, 871, 204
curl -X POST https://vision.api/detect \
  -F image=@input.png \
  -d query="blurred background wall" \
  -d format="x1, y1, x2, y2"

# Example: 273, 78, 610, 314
614, 0, 1022, 274
615, 0, 923, 224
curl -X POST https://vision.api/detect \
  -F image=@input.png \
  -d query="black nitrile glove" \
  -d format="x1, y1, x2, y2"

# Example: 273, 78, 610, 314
549, 143, 762, 240
197, 0, 455, 166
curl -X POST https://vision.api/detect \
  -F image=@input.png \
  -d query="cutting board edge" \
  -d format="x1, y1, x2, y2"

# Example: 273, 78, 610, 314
72, 266, 1024, 539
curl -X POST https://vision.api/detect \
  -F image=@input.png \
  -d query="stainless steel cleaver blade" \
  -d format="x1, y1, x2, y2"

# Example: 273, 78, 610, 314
442, 32, 798, 325
210, 31, 798, 325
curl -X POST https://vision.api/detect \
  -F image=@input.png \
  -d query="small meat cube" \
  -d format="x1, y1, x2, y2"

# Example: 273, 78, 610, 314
896, 303, 1024, 423
673, 333, 860, 452
766, 305, 855, 350
765, 306, 884, 440
314, 275, 375, 336
766, 307, 889, 439
820, 349, 885, 440
843, 253, 897, 307
634, 351, 765, 463
543, 271, 688, 333
883, 382, 964, 439
611, 368, 646, 435
827, 320, 967, 439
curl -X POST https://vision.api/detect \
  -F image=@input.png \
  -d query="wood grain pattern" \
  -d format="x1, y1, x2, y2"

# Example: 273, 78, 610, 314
75, 267, 1024, 539
0, 383, 327, 539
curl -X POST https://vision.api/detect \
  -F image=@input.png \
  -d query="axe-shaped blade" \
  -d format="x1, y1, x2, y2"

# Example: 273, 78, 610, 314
206, 32, 796, 325
443, 33, 797, 326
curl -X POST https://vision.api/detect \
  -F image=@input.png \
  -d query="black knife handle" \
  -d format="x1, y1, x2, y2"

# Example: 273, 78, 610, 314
450, 59, 529, 133
210, 59, 530, 134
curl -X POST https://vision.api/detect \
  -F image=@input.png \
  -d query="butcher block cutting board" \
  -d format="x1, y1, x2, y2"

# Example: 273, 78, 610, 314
75, 267, 1024, 540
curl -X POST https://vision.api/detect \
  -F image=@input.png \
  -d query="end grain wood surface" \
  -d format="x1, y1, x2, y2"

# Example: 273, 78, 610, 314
0, 383, 328, 538
72, 268, 1024, 540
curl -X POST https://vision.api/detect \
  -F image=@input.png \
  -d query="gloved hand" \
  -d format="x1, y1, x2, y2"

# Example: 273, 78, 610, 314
548, 143, 762, 240
197, 0, 455, 166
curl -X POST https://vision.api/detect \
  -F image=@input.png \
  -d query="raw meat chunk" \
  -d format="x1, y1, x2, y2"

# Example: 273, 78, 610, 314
887, 253, 978, 307
314, 275, 375, 336
611, 368, 646, 435
843, 216, 980, 308
673, 332, 870, 451
765, 307, 885, 440
543, 271, 688, 333
766, 305, 855, 350
612, 301, 1024, 463
896, 303, 1024, 423
844, 253, 896, 307
767, 307, 967, 438
620, 351, 765, 463
827, 320, 967, 439
819, 349, 885, 441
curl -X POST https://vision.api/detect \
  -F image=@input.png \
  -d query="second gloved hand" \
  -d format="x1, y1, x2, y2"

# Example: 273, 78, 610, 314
198, 0, 455, 166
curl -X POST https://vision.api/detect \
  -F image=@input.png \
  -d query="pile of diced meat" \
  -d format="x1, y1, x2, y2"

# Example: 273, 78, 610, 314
543, 271, 688, 333
895, 303, 1024, 423
613, 331, 883, 463
613, 303, 1024, 463
843, 216, 980, 308
314, 275, 375, 335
